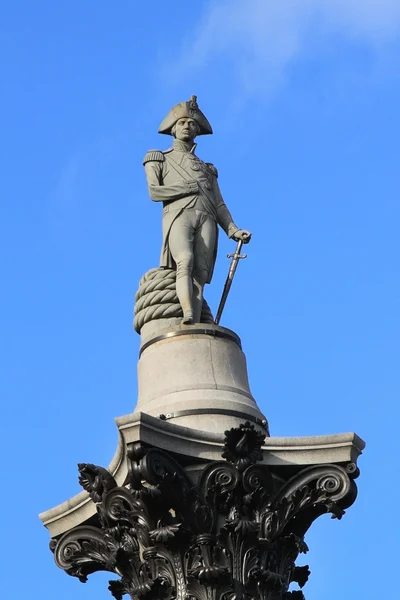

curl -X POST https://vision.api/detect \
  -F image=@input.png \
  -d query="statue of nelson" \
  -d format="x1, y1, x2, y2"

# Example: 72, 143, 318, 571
143, 95, 251, 325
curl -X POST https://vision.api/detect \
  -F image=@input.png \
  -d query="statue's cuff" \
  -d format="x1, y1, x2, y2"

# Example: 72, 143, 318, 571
187, 181, 199, 193
228, 224, 239, 238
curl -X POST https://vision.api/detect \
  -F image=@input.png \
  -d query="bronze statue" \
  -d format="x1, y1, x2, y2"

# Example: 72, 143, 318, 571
143, 96, 251, 324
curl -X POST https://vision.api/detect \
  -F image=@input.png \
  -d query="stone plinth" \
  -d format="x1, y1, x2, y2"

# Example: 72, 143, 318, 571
136, 323, 269, 434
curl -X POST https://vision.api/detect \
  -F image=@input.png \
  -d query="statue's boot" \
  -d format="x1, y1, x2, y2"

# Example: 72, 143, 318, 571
182, 311, 194, 324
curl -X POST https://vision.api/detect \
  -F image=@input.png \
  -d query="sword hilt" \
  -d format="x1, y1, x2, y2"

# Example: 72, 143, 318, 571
227, 239, 247, 260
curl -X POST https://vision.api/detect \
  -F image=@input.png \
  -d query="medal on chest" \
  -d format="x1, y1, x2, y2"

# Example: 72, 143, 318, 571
186, 155, 213, 189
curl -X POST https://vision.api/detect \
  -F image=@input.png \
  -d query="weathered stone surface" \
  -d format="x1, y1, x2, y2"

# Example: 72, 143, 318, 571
136, 324, 268, 433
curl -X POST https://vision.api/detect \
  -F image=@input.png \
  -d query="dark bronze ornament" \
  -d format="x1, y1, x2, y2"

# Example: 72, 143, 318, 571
50, 424, 358, 600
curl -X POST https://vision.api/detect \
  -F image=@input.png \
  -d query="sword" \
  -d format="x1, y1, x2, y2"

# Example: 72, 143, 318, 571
215, 239, 248, 325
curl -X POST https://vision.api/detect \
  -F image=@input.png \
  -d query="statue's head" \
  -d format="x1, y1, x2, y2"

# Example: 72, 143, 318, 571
158, 95, 213, 138
171, 118, 200, 143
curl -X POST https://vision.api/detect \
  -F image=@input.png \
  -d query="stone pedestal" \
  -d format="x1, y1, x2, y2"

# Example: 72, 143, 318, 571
136, 323, 268, 434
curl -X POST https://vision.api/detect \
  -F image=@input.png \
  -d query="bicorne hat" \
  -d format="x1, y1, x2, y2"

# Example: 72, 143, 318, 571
158, 95, 213, 136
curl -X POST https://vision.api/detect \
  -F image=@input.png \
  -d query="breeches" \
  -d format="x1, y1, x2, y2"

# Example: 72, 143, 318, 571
168, 209, 217, 284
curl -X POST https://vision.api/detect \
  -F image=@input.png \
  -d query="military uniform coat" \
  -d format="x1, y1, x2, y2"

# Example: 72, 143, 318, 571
143, 139, 239, 283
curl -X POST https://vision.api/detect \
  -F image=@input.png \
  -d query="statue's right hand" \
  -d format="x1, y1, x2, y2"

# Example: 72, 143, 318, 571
186, 180, 199, 194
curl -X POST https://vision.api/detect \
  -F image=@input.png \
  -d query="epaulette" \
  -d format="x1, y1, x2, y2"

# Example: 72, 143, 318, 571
206, 162, 218, 177
143, 150, 165, 165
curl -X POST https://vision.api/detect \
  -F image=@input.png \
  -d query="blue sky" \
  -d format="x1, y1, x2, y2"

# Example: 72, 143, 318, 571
1, 1, 399, 598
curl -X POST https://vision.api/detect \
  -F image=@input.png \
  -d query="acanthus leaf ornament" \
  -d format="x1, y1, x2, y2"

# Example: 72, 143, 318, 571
78, 463, 118, 503
50, 424, 358, 600
222, 421, 265, 471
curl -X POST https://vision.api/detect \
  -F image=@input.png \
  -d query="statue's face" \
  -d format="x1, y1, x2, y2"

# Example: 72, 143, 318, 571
174, 118, 198, 142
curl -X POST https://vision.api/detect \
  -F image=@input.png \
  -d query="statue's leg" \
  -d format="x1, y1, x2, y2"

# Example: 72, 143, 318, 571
168, 211, 196, 324
192, 214, 217, 323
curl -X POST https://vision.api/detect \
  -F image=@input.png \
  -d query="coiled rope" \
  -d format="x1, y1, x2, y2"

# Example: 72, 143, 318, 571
134, 268, 214, 333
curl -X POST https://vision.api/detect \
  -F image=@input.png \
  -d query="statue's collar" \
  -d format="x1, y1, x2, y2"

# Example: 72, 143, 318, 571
172, 139, 197, 154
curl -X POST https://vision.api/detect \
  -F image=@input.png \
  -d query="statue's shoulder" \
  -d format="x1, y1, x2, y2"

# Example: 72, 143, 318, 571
143, 150, 165, 165
205, 162, 218, 178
